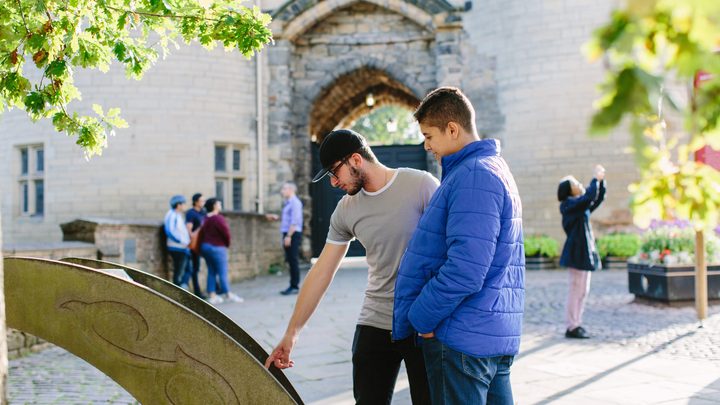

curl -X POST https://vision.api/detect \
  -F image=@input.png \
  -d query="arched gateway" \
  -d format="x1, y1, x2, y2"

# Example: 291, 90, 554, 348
266, 0, 466, 255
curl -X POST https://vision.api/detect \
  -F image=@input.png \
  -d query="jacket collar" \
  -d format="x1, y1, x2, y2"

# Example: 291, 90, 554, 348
441, 139, 501, 179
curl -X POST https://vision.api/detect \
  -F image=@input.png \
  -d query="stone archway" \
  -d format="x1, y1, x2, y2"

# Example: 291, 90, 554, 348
267, 0, 464, 183
309, 67, 421, 142
264, 0, 467, 250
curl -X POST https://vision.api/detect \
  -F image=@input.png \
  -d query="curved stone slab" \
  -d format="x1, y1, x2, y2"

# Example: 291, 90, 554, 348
5, 257, 300, 405
60, 257, 304, 405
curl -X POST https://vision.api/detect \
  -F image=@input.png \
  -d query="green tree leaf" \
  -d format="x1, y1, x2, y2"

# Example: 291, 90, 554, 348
0, 0, 273, 158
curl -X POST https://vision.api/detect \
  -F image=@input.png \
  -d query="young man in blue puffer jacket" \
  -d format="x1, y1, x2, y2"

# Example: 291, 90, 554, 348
393, 87, 525, 405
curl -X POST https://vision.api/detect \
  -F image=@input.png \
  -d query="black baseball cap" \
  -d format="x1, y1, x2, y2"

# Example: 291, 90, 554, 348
312, 129, 367, 183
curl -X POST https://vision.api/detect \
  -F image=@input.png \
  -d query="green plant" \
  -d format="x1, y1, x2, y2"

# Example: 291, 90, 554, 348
597, 233, 642, 258
268, 263, 283, 275
586, 0, 720, 230
524, 235, 560, 258
633, 220, 720, 265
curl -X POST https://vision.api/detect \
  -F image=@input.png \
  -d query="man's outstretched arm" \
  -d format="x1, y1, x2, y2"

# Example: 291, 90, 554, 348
265, 242, 349, 369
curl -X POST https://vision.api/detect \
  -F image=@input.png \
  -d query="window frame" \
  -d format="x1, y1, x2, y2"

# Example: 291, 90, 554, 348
17, 143, 45, 218
214, 143, 247, 211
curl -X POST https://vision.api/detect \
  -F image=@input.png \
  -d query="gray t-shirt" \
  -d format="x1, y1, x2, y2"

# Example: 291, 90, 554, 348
327, 168, 439, 330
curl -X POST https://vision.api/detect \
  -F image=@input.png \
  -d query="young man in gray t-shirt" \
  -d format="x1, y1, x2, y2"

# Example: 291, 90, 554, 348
265, 129, 438, 404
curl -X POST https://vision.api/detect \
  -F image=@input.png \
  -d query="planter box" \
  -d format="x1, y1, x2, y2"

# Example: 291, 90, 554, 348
627, 262, 720, 302
525, 256, 557, 270
602, 256, 629, 270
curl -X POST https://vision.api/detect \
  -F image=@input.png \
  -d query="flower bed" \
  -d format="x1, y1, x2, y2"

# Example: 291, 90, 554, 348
627, 220, 720, 302
630, 220, 720, 266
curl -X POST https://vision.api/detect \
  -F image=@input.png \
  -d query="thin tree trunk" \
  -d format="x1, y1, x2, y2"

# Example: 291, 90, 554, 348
695, 229, 708, 321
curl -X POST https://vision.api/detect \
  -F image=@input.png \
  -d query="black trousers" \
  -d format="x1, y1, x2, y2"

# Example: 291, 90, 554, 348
189, 251, 203, 294
283, 232, 302, 288
352, 325, 431, 405
168, 250, 189, 286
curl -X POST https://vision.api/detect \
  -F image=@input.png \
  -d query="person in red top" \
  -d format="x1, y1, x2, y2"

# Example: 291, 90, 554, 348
199, 198, 244, 305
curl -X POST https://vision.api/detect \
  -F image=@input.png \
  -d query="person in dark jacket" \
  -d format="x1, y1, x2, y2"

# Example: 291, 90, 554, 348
199, 198, 243, 305
393, 87, 525, 405
183, 192, 207, 298
558, 165, 606, 339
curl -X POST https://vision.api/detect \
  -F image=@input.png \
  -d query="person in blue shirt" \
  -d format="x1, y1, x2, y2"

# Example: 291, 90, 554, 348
557, 165, 606, 339
277, 182, 304, 295
393, 87, 525, 405
163, 195, 191, 286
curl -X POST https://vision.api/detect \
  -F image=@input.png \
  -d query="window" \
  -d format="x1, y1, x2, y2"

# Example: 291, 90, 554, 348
36, 148, 44, 172
21, 182, 29, 213
232, 178, 243, 211
35, 180, 44, 215
215, 179, 226, 206
214, 145, 227, 172
214, 143, 247, 211
18, 144, 45, 217
21, 148, 28, 175
232, 150, 241, 171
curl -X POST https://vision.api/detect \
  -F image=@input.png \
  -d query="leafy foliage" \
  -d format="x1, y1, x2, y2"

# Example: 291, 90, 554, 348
349, 105, 423, 146
524, 234, 560, 258
586, 0, 720, 230
0, 0, 272, 157
597, 232, 642, 258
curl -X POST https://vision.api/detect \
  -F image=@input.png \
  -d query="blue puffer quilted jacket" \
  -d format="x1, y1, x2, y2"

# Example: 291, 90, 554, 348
392, 139, 525, 357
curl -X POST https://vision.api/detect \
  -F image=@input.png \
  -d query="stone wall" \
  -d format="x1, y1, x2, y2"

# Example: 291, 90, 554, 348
464, 0, 638, 240
7, 330, 50, 360
60, 215, 285, 283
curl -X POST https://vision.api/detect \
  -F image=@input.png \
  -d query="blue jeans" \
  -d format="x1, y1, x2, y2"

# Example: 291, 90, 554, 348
422, 337, 514, 405
200, 243, 230, 294
180, 251, 203, 294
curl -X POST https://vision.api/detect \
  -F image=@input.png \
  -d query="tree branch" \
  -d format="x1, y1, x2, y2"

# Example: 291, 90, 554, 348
106, 5, 221, 22
15, 0, 31, 34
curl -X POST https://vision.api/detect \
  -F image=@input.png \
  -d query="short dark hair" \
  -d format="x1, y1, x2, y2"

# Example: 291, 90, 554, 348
557, 180, 572, 201
192, 193, 203, 204
414, 87, 475, 133
204, 198, 218, 212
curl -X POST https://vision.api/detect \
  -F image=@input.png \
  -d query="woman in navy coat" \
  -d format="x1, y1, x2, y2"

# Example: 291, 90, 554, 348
557, 165, 606, 339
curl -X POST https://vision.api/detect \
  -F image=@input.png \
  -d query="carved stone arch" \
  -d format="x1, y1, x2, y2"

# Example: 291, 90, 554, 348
272, 0, 455, 41
307, 56, 427, 106
309, 66, 422, 141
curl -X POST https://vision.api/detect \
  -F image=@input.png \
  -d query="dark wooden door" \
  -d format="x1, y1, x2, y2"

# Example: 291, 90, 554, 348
310, 143, 428, 257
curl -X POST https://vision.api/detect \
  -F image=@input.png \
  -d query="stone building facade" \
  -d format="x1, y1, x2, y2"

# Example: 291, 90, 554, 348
1, 0, 640, 258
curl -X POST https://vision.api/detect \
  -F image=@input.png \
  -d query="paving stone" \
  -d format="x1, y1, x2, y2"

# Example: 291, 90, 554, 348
8, 266, 720, 404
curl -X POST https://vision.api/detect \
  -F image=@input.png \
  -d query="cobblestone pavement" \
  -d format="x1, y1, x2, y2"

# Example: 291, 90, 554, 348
8, 263, 720, 404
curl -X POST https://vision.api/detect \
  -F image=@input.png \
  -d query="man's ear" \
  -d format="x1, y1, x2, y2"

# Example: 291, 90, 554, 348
349, 152, 363, 168
447, 122, 461, 139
